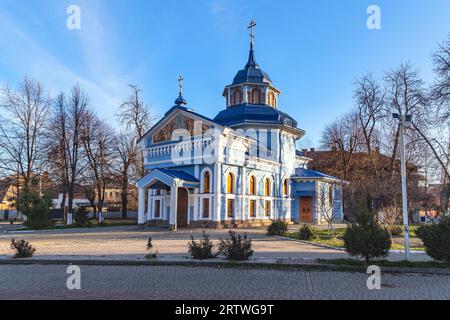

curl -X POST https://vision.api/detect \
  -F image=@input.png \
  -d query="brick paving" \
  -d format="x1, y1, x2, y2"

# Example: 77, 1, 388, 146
0, 226, 430, 261
0, 264, 448, 300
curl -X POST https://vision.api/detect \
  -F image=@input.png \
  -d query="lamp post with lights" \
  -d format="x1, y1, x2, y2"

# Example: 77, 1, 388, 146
393, 113, 412, 261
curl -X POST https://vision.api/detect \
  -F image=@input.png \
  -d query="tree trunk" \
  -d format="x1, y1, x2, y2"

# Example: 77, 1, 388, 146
121, 173, 128, 219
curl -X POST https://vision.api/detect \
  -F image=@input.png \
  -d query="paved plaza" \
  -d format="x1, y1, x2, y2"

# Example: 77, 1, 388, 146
0, 225, 430, 261
0, 264, 448, 300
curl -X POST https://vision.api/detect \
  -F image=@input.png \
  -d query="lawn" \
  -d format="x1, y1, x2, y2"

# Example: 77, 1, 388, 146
317, 258, 450, 269
285, 225, 425, 251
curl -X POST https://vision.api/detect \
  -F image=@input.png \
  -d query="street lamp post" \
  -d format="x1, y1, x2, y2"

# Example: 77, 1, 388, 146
393, 113, 412, 261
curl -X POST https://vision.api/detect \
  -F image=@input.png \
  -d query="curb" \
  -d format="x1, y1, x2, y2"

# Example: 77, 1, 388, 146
0, 258, 449, 275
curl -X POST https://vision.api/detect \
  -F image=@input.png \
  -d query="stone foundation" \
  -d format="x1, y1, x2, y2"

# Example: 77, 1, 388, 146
146, 220, 169, 228
147, 219, 292, 229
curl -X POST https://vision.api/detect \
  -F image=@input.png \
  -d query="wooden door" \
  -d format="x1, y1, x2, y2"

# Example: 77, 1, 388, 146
300, 197, 313, 223
177, 188, 189, 227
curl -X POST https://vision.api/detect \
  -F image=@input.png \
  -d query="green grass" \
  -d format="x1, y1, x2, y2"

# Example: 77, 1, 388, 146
318, 258, 450, 269
285, 226, 425, 251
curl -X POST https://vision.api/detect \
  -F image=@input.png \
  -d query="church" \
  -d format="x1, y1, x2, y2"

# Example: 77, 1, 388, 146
136, 21, 346, 230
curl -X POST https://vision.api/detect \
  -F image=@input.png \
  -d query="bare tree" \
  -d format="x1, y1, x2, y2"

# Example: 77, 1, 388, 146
117, 84, 154, 177
81, 113, 116, 223
320, 111, 361, 180
378, 202, 402, 244
0, 77, 50, 188
66, 86, 90, 222
113, 131, 139, 219
316, 182, 338, 236
383, 62, 428, 175
354, 74, 384, 152
431, 35, 450, 121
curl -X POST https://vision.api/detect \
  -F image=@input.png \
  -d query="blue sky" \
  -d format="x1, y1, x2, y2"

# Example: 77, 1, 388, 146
1, 0, 450, 147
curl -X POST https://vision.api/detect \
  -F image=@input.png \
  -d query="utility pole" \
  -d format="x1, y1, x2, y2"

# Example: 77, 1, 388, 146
393, 113, 412, 261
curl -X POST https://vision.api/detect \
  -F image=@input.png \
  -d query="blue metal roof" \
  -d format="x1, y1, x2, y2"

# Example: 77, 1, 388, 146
292, 168, 342, 182
157, 168, 199, 182
232, 49, 272, 85
214, 104, 298, 129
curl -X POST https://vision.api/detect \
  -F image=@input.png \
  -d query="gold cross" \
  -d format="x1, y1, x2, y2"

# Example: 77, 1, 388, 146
178, 75, 184, 95
248, 20, 256, 48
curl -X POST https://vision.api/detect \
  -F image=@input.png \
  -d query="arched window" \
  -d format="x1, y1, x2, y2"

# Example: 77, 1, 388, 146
203, 171, 211, 193
282, 179, 288, 196
248, 89, 261, 104
249, 176, 256, 195
264, 178, 271, 197
227, 173, 234, 194
231, 88, 243, 106
268, 91, 276, 107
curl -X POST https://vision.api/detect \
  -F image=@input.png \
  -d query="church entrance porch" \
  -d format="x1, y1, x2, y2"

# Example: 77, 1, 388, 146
136, 168, 199, 231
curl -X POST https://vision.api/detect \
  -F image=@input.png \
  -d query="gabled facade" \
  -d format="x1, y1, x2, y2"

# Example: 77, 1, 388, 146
136, 23, 346, 230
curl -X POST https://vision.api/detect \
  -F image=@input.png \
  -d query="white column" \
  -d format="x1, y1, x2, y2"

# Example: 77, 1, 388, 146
147, 190, 152, 221
243, 85, 248, 104
138, 188, 146, 225
214, 162, 222, 223
241, 167, 246, 222
170, 185, 178, 230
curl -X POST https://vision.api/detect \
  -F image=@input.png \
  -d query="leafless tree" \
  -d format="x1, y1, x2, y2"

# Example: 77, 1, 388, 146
113, 131, 139, 219
0, 77, 50, 188
117, 84, 155, 177
316, 182, 338, 236
383, 62, 429, 175
81, 113, 116, 222
320, 111, 361, 180
377, 202, 402, 243
354, 74, 384, 153
431, 35, 450, 121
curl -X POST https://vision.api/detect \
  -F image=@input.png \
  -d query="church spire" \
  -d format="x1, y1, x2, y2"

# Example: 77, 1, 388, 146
174, 75, 187, 106
245, 20, 259, 69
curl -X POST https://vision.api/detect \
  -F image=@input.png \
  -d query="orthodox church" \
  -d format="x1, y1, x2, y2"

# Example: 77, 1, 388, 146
136, 21, 345, 230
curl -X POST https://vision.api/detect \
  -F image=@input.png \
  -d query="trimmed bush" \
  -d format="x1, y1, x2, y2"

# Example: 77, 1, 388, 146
188, 231, 215, 260
416, 215, 450, 262
218, 230, 254, 261
267, 221, 288, 236
11, 239, 36, 258
343, 204, 391, 263
75, 207, 91, 227
298, 224, 318, 240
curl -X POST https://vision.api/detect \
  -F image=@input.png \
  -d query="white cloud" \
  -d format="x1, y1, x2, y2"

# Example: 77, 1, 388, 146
0, 8, 127, 124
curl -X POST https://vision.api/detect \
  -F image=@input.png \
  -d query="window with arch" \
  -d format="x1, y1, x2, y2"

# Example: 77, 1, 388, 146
226, 173, 235, 194
231, 88, 243, 106
268, 91, 276, 107
203, 170, 211, 193
248, 88, 261, 104
249, 175, 257, 195
282, 179, 288, 196
264, 177, 271, 197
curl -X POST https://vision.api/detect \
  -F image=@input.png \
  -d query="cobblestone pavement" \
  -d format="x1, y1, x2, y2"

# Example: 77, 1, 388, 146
0, 264, 448, 300
0, 226, 430, 261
